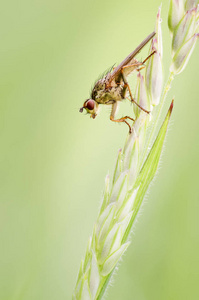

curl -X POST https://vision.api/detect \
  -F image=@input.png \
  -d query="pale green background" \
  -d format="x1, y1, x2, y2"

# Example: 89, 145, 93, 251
0, 0, 199, 299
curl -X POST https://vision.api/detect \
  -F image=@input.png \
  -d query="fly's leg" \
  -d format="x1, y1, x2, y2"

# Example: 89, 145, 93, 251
136, 66, 146, 72
136, 50, 157, 71
121, 51, 156, 73
119, 62, 143, 78
114, 62, 142, 72
121, 62, 142, 71
109, 62, 143, 88
142, 50, 156, 64
110, 102, 134, 134
122, 63, 145, 73
121, 68, 150, 114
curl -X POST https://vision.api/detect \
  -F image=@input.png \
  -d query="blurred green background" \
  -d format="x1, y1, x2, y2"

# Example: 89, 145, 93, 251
1, 0, 199, 299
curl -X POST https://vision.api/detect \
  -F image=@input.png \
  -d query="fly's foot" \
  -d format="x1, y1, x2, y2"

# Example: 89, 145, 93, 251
126, 97, 151, 114
110, 115, 134, 134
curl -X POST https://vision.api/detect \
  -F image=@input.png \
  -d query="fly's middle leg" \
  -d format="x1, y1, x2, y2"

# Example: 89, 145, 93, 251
121, 68, 150, 114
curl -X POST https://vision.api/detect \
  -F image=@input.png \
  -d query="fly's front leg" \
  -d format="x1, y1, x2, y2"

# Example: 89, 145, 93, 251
110, 102, 134, 134
121, 68, 150, 114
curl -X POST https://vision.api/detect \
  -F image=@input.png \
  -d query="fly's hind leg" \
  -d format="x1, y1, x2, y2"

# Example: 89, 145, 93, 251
136, 50, 157, 71
121, 50, 156, 74
121, 67, 150, 114
110, 102, 134, 134
142, 50, 156, 64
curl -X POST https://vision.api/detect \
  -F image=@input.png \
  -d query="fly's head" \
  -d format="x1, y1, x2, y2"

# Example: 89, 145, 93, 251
79, 99, 99, 119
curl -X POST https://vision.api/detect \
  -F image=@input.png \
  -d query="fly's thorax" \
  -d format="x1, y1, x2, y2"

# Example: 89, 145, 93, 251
92, 78, 124, 104
91, 79, 106, 99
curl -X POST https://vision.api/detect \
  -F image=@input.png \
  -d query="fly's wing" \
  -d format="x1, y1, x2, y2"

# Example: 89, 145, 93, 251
106, 31, 156, 85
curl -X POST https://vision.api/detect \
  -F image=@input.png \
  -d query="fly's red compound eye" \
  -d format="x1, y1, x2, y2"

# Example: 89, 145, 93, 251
86, 99, 95, 110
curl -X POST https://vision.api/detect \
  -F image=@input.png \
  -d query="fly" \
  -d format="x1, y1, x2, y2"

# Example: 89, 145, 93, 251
79, 31, 156, 133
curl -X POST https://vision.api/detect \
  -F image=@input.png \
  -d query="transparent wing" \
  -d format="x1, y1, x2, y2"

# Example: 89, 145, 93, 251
106, 31, 156, 85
